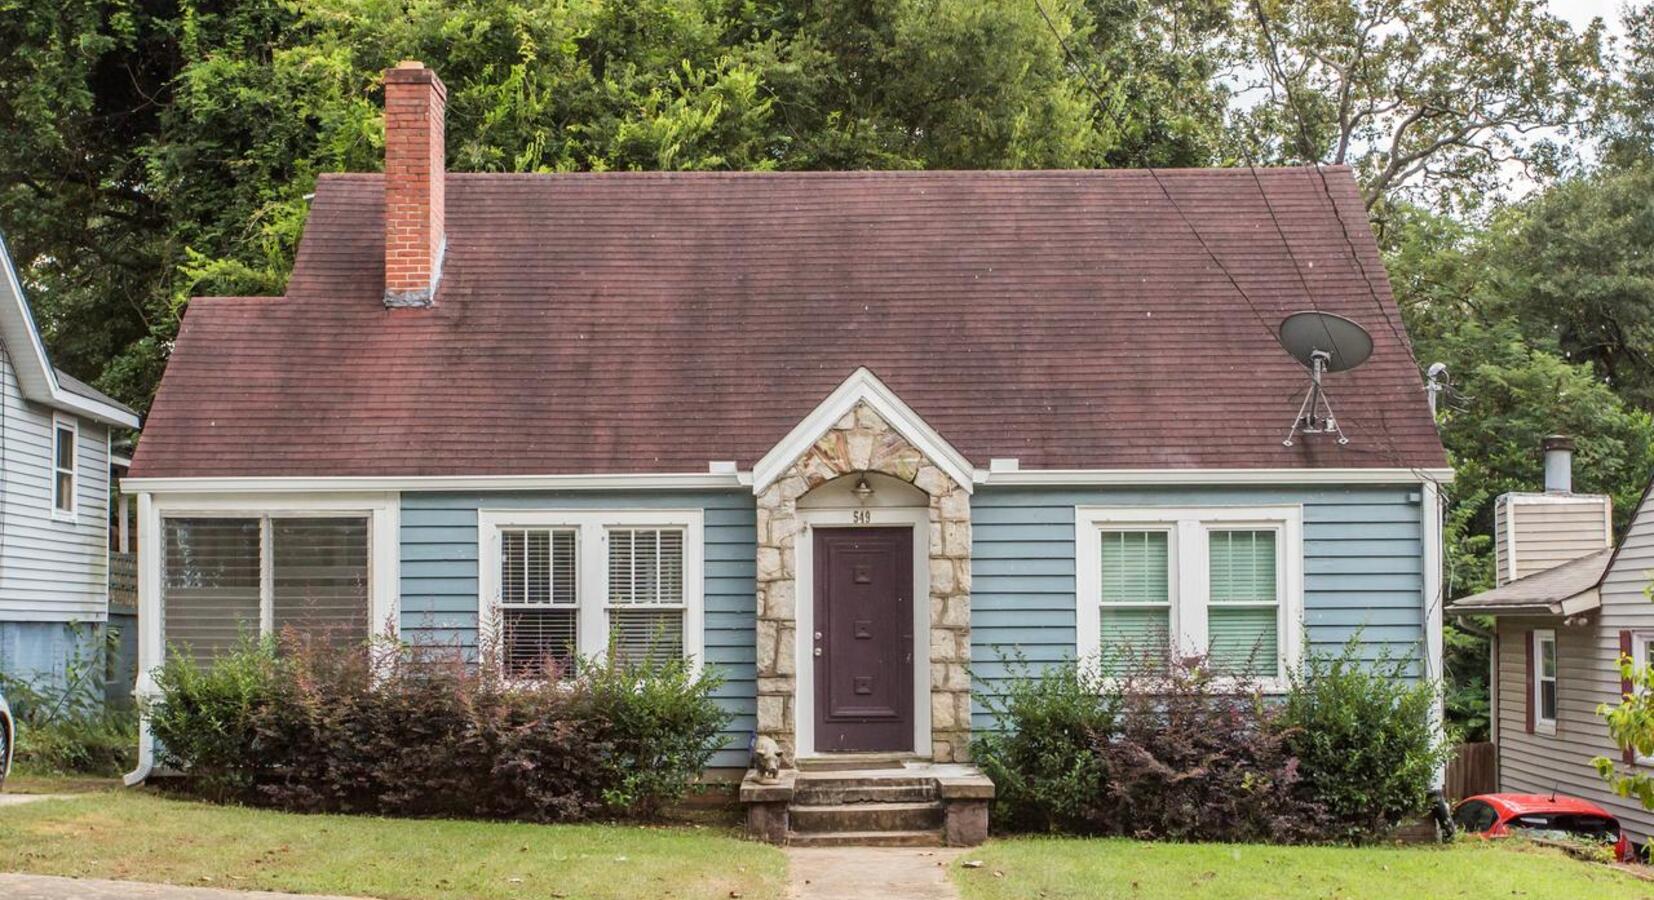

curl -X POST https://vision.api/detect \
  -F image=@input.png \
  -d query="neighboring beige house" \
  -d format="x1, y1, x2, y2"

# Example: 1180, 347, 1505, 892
1451, 436, 1654, 843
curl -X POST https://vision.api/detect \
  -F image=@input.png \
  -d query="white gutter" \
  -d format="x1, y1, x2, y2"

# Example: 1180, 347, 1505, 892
978, 466, 1454, 486
126, 466, 1455, 495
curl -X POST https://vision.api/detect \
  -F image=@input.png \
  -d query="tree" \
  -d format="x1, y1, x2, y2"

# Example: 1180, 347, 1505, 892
0, 0, 1234, 412
1233, 0, 1607, 211
1384, 201, 1654, 739
1481, 159, 1654, 413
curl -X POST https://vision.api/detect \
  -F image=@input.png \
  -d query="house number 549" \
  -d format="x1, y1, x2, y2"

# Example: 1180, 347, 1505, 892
852, 509, 871, 524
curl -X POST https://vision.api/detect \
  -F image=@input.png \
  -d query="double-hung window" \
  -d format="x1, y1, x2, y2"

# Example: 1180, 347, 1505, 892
1098, 530, 1172, 674
161, 514, 373, 663
51, 415, 76, 518
497, 528, 579, 678
480, 510, 703, 678
1533, 629, 1558, 734
1078, 506, 1302, 688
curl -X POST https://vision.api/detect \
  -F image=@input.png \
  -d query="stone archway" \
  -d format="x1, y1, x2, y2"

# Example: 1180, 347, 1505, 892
754, 402, 972, 763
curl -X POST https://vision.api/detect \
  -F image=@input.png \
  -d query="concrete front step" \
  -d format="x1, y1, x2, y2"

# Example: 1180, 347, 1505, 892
789, 800, 946, 833
794, 776, 938, 805
786, 828, 946, 848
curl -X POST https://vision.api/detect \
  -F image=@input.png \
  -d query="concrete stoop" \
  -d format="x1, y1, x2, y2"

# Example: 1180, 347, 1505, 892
741, 761, 993, 847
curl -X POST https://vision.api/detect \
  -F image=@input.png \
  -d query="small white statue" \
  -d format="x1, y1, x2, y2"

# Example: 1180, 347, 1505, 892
752, 735, 783, 783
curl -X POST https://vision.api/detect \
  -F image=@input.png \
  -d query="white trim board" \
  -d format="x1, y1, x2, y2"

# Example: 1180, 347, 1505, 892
126, 467, 1454, 495
0, 232, 139, 428
983, 467, 1455, 486
752, 367, 976, 496
793, 505, 932, 759
125, 472, 749, 494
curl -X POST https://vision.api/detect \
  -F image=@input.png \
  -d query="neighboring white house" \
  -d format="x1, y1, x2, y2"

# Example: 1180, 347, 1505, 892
0, 233, 141, 694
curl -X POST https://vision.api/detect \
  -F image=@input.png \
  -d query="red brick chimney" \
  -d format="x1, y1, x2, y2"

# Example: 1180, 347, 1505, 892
382, 61, 446, 307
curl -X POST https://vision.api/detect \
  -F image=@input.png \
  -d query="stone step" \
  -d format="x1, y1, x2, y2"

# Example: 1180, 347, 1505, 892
796, 754, 916, 773
794, 781, 939, 805
789, 800, 946, 833
787, 829, 946, 848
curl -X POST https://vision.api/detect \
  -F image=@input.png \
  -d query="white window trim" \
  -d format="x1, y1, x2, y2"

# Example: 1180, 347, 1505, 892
138, 491, 400, 695
1631, 632, 1654, 765
1533, 628, 1558, 735
1076, 505, 1304, 692
477, 509, 705, 674
51, 413, 77, 520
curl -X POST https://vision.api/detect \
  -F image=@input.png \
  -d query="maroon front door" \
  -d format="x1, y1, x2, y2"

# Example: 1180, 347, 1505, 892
814, 527, 914, 753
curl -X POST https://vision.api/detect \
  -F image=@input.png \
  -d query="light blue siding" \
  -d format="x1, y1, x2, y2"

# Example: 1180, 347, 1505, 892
970, 485, 1427, 731
399, 491, 757, 768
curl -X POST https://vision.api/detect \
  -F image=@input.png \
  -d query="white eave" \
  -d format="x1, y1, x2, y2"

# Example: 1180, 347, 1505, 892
750, 367, 977, 495
0, 233, 140, 429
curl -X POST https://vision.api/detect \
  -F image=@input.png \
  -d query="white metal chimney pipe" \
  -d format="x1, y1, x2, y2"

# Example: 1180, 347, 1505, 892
1542, 434, 1575, 493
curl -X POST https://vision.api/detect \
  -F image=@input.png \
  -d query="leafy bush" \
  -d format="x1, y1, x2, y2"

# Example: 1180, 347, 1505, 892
1, 623, 137, 776
976, 643, 1447, 844
1279, 641, 1452, 841
972, 658, 1116, 833
147, 632, 730, 821
1088, 661, 1324, 843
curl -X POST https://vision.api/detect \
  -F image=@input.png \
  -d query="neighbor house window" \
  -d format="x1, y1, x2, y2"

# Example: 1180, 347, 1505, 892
1077, 506, 1302, 688
162, 515, 371, 664
1631, 633, 1654, 763
51, 415, 76, 517
479, 511, 703, 679
1534, 628, 1558, 733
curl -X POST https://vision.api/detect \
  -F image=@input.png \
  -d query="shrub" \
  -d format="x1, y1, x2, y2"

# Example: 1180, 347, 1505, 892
581, 654, 733, 817
1279, 640, 1452, 841
147, 631, 731, 822
1, 623, 138, 776
148, 634, 284, 800
1087, 661, 1325, 843
972, 658, 1116, 833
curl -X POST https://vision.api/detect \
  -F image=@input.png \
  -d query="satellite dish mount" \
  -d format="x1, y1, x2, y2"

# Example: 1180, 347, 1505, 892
1278, 312, 1374, 448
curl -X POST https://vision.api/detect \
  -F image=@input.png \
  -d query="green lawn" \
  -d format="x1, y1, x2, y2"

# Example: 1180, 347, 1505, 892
0, 789, 786, 899
953, 836, 1654, 899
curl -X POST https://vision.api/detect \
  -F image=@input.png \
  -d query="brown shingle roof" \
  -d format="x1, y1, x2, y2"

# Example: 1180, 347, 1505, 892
130, 166, 1446, 479
1448, 547, 1612, 615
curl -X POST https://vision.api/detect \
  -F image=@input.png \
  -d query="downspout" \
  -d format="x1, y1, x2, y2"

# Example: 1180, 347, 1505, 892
122, 490, 155, 786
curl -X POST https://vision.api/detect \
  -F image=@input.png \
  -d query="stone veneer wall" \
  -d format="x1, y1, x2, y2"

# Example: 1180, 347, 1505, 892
754, 402, 973, 764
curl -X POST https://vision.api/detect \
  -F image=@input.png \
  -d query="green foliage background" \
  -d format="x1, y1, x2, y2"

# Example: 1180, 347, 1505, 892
4, 0, 1653, 742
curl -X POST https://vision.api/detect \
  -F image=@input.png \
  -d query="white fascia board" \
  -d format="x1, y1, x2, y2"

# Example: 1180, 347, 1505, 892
122, 472, 748, 494
979, 467, 1455, 486
751, 367, 976, 495
0, 233, 140, 429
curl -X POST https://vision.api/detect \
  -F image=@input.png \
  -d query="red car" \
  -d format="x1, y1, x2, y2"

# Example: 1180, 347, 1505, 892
1453, 793, 1633, 862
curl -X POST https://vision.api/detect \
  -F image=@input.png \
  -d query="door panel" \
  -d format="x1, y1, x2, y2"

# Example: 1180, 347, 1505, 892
813, 527, 913, 753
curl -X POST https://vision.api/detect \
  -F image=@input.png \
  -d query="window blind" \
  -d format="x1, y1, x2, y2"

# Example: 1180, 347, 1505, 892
499, 528, 578, 677
608, 528, 686, 666
1099, 531, 1170, 674
162, 518, 261, 664
272, 518, 370, 649
1208, 530, 1278, 676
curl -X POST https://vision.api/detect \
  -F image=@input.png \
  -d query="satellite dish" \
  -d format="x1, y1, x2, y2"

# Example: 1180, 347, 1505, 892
1279, 311, 1373, 372
1278, 312, 1373, 447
